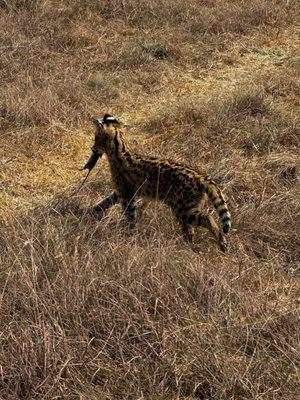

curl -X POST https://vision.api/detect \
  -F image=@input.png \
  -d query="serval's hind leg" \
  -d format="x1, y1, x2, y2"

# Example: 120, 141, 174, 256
179, 211, 228, 252
92, 191, 119, 214
197, 212, 228, 252
182, 223, 200, 253
176, 211, 198, 252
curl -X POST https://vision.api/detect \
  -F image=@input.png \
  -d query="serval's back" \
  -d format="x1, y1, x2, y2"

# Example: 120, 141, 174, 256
83, 114, 231, 252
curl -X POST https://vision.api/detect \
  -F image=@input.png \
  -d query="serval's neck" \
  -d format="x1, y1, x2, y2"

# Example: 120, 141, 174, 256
107, 127, 133, 169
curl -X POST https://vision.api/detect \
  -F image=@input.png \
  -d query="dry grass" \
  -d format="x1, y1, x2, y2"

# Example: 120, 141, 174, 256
0, 1, 300, 399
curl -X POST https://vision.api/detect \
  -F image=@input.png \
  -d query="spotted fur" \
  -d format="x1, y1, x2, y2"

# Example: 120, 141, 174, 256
85, 114, 231, 252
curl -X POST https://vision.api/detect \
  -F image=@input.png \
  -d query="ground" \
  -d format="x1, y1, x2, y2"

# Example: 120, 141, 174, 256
0, 1, 299, 399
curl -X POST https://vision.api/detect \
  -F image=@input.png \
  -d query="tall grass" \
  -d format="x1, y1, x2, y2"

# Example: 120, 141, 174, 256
0, 0, 299, 398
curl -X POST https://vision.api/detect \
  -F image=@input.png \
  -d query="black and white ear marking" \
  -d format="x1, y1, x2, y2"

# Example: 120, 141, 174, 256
91, 114, 121, 128
103, 114, 120, 125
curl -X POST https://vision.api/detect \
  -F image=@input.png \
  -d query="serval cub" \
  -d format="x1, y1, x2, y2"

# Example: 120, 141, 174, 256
83, 114, 231, 252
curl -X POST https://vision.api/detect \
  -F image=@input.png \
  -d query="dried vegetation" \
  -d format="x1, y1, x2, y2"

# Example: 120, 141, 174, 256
0, 0, 299, 399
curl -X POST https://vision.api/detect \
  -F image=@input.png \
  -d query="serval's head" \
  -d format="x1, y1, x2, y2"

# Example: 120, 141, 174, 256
92, 114, 122, 154
83, 114, 122, 170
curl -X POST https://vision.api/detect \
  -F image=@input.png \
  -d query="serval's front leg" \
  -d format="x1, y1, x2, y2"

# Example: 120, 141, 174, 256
92, 191, 119, 215
121, 197, 137, 229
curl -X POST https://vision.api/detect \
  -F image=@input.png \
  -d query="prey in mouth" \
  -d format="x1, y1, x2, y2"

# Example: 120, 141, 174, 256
83, 147, 102, 171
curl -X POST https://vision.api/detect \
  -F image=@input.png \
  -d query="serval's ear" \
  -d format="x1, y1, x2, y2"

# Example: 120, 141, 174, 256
102, 114, 121, 127
91, 116, 103, 127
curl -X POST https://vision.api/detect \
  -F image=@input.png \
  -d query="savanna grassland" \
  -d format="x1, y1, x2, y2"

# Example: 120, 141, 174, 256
0, 1, 299, 399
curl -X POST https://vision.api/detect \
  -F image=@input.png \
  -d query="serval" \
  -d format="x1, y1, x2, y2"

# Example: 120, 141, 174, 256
83, 114, 231, 252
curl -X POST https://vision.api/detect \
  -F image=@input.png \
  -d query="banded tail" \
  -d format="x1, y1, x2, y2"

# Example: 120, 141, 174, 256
205, 181, 231, 234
